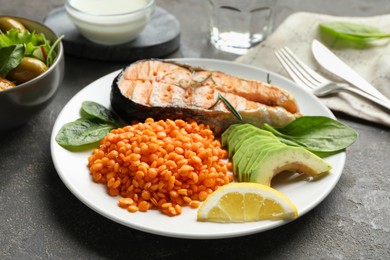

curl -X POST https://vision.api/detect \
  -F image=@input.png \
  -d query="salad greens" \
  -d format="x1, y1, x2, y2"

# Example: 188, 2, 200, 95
0, 28, 63, 78
0, 44, 24, 78
319, 21, 390, 43
80, 100, 121, 127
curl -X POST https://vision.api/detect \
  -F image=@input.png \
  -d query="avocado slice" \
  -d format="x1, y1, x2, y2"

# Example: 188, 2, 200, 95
221, 123, 243, 147
227, 126, 259, 157
230, 129, 277, 157
233, 134, 279, 160
223, 123, 333, 186
236, 139, 283, 181
222, 124, 278, 147
251, 127, 280, 139
227, 125, 282, 180
239, 142, 286, 182
232, 137, 264, 177
238, 124, 279, 139
226, 124, 280, 156
249, 146, 333, 186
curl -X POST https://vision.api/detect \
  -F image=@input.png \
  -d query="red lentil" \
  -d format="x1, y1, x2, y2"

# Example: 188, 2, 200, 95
88, 118, 233, 217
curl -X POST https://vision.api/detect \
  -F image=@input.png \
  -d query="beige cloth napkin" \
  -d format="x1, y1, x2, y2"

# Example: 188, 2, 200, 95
236, 12, 390, 127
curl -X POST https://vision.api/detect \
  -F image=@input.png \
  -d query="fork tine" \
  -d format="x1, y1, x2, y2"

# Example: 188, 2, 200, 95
276, 48, 320, 89
283, 48, 327, 85
274, 47, 329, 90
274, 50, 312, 90
279, 48, 321, 89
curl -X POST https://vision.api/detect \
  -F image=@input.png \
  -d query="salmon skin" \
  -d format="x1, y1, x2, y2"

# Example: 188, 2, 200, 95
110, 59, 301, 136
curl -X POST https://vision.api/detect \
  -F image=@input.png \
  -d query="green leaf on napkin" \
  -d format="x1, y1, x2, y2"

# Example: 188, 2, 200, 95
319, 21, 390, 42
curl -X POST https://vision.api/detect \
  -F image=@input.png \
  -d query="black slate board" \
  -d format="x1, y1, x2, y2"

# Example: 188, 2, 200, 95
43, 6, 180, 61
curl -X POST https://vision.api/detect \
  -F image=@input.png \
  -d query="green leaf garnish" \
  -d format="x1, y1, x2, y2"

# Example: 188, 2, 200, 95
263, 116, 358, 157
81, 101, 121, 127
55, 118, 116, 149
56, 101, 123, 149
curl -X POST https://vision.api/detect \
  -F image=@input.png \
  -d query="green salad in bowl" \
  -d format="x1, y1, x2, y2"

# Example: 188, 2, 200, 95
0, 16, 63, 90
0, 16, 64, 130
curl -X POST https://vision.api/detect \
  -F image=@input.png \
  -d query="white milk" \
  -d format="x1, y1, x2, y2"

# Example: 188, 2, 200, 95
70, 0, 149, 15
65, 0, 154, 45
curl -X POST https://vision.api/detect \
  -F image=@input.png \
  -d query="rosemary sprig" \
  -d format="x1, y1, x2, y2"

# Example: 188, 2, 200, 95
190, 73, 214, 88
266, 73, 272, 84
208, 93, 243, 121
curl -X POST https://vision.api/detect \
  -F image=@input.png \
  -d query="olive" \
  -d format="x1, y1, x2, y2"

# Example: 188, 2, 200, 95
0, 77, 16, 91
7, 57, 48, 84
0, 17, 26, 33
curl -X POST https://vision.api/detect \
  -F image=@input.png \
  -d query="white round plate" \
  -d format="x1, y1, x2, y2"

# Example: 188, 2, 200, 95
50, 58, 345, 239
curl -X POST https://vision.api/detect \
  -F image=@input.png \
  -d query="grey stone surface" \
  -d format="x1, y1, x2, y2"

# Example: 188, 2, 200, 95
1, 0, 389, 259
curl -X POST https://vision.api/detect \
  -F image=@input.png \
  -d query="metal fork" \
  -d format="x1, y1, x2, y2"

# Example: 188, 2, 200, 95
274, 47, 390, 111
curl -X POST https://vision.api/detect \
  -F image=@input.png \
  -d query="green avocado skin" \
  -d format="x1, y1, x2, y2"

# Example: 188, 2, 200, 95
223, 124, 332, 185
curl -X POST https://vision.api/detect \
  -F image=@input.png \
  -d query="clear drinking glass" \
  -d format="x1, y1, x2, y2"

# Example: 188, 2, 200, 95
204, 0, 277, 55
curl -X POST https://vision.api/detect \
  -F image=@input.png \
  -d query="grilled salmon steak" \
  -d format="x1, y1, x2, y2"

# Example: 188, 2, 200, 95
111, 60, 301, 135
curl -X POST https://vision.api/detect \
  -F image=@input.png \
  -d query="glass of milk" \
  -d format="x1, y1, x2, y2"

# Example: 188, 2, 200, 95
65, 0, 155, 45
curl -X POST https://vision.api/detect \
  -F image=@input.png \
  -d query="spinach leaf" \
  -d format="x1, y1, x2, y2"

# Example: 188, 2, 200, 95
263, 116, 358, 156
55, 118, 116, 149
319, 21, 390, 42
0, 44, 24, 77
81, 101, 121, 127
56, 101, 124, 149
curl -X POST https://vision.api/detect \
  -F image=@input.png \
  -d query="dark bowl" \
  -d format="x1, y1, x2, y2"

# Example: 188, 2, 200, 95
0, 16, 65, 131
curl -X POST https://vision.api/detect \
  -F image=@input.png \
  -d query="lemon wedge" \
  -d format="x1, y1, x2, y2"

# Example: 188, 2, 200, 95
197, 183, 298, 223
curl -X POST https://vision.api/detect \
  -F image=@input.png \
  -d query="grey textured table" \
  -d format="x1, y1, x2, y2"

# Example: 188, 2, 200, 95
1, 0, 389, 259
